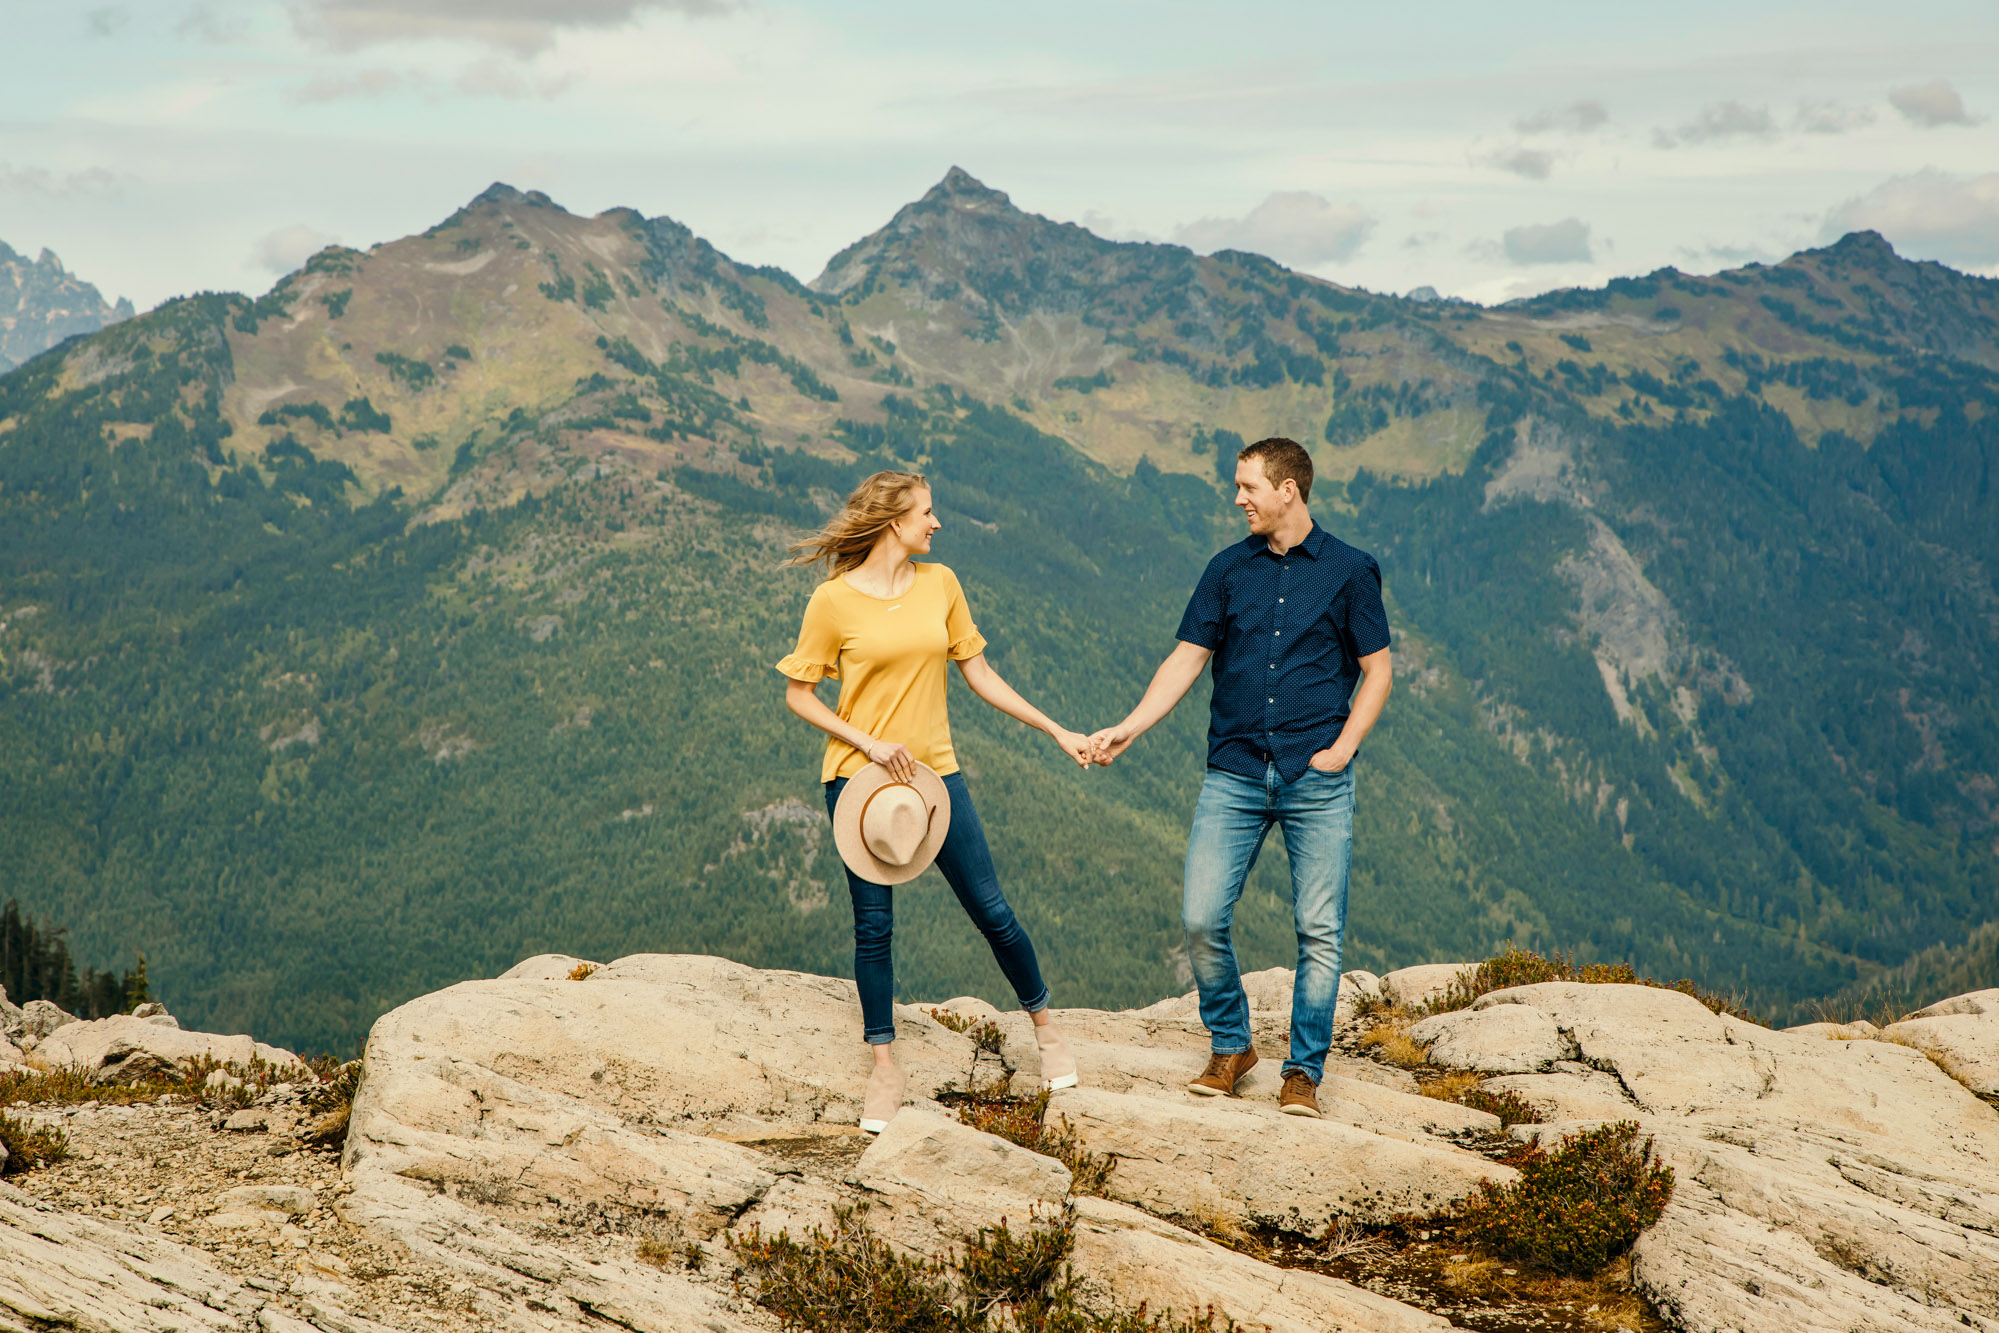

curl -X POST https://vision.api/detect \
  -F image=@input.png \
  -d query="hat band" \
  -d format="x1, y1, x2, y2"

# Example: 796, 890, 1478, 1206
856, 780, 936, 865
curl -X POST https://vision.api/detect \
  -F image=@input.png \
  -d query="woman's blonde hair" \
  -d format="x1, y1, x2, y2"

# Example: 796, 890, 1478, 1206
786, 470, 929, 578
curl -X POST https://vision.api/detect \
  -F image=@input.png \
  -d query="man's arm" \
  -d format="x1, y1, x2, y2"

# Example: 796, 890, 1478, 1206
1088, 641, 1213, 764
1310, 647, 1392, 772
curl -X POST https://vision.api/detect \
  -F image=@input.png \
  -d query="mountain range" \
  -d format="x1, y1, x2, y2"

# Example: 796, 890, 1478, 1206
0, 239, 131, 372
1, 168, 1994, 1054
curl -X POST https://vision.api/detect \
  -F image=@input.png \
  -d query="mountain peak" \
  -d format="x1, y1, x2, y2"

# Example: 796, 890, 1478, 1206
921, 166, 1013, 210
0, 238, 128, 372
1824, 229, 1898, 262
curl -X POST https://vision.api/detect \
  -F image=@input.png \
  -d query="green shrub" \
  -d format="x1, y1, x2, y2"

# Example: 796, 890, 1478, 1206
339, 397, 392, 433
1453, 1120, 1673, 1277
955, 1088, 1114, 1197
374, 351, 435, 391
1458, 1086, 1543, 1127
727, 1205, 1227, 1333
0, 1110, 70, 1175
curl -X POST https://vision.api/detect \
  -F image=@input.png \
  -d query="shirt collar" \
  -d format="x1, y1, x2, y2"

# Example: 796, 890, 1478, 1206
1248, 521, 1327, 560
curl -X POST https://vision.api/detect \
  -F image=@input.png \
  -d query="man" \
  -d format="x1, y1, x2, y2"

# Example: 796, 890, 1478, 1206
1091, 437, 1391, 1118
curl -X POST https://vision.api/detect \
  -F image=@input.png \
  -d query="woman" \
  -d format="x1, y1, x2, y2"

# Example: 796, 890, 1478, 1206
777, 470, 1091, 1133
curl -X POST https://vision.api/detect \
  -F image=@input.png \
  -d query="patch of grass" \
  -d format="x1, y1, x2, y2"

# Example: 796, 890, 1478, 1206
1359, 1024, 1431, 1069
1452, 1121, 1673, 1278
954, 1088, 1115, 1196
567, 962, 599, 981
1418, 1070, 1482, 1103
1423, 944, 1759, 1024
0, 1110, 70, 1174
727, 1204, 1229, 1333
637, 1232, 704, 1272
0, 1052, 347, 1118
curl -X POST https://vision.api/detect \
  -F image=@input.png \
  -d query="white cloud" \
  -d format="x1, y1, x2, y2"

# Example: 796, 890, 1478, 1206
1172, 191, 1376, 267
250, 224, 339, 275
1515, 99, 1607, 134
294, 67, 414, 102
1501, 218, 1593, 265
455, 56, 575, 99
176, 3, 247, 42
1478, 146, 1556, 180
1824, 170, 1999, 267
1655, 100, 1777, 147
1793, 100, 1874, 135
1677, 241, 1778, 268
292, 0, 727, 56
1888, 80, 1978, 128
0, 163, 126, 198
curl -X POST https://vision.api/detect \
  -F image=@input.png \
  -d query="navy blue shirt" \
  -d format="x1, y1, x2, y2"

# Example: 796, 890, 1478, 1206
1175, 523, 1390, 783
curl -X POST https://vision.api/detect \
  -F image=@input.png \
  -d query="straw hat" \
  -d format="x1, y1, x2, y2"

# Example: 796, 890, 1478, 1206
832, 760, 952, 886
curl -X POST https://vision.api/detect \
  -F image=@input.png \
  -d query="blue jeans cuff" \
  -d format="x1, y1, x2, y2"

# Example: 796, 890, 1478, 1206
865, 1029, 895, 1045
1021, 991, 1051, 1015
1210, 1042, 1253, 1055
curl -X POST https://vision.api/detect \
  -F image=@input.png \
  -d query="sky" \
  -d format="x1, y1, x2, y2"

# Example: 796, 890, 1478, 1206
3, 0, 1997, 312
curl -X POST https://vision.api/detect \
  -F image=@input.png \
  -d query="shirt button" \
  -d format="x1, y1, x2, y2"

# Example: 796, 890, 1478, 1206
1279, 598, 1284, 603
1268, 697, 1274, 703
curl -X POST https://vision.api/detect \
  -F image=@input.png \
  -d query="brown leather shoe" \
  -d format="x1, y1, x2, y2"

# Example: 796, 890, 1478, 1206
1187, 1048, 1259, 1097
1279, 1071, 1322, 1118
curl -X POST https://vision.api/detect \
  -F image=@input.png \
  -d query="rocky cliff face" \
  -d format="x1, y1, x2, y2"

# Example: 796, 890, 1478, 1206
5, 955, 1999, 1332
0, 240, 132, 371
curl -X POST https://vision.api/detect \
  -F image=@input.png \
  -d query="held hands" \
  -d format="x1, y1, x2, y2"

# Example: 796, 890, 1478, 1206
1049, 727, 1096, 769
1086, 724, 1135, 766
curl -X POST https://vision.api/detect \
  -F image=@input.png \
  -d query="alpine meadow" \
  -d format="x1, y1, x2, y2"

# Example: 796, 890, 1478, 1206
3, 169, 1995, 1055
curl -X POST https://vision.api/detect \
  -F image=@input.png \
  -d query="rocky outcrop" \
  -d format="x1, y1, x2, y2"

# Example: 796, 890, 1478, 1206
339, 953, 1502, 1330
1880, 988, 1999, 1097
29, 1013, 304, 1084
1403, 979, 1999, 1333
10, 954, 1999, 1333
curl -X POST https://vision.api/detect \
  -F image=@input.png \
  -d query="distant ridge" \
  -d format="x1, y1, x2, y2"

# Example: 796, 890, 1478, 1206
0, 240, 132, 372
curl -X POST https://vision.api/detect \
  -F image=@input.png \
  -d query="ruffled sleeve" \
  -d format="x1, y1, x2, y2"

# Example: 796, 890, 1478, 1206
941, 566, 988, 661
776, 585, 841, 682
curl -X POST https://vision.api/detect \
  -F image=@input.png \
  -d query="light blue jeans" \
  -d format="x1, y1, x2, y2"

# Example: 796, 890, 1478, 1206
1182, 761, 1354, 1084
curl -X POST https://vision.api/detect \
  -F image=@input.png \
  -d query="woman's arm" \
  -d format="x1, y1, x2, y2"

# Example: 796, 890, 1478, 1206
953, 654, 1094, 769
783, 678, 918, 781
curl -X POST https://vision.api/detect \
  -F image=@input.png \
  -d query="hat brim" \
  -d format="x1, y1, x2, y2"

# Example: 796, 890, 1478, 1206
832, 761, 952, 886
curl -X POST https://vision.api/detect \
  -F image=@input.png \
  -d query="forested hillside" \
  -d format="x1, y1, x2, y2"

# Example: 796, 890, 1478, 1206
1, 171, 1992, 1053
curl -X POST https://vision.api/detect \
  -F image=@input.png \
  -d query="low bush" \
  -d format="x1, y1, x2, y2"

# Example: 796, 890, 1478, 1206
0, 1110, 70, 1175
955, 1089, 1114, 1196
1452, 1120, 1673, 1277
1457, 1086, 1543, 1128
1423, 944, 1759, 1023
728, 1204, 1229, 1333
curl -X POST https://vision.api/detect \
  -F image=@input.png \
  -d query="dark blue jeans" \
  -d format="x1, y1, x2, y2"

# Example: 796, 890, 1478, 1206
825, 771, 1050, 1044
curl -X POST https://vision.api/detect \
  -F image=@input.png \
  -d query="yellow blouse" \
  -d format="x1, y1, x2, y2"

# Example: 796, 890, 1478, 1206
776, 563, 988, 782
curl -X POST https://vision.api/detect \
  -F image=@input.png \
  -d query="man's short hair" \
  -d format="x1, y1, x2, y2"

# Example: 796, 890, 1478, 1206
1237, 436, 1314, 502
